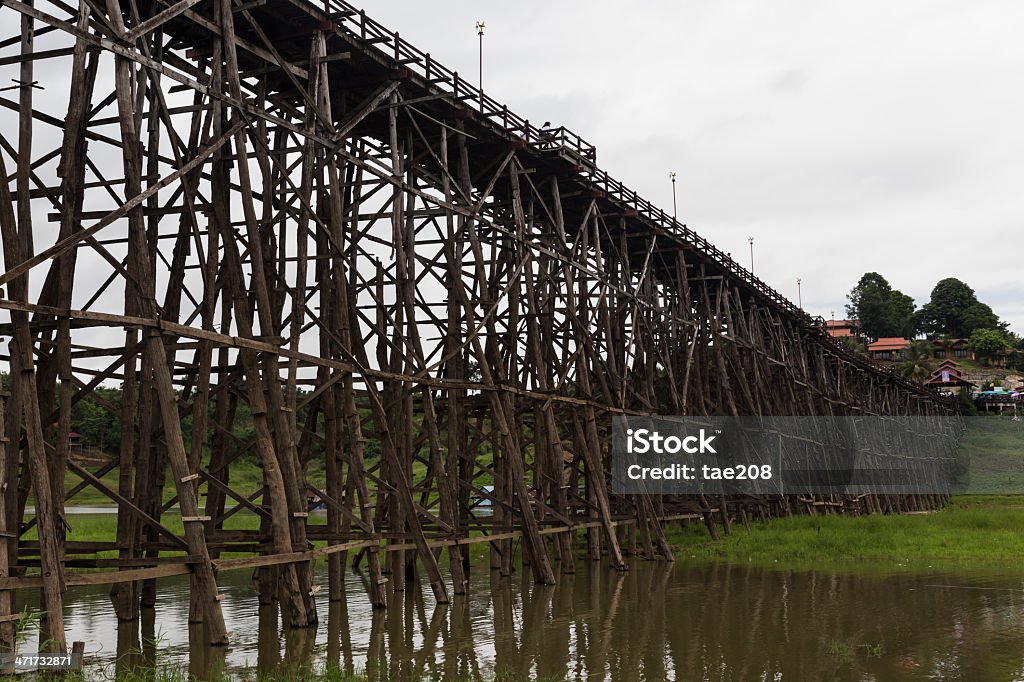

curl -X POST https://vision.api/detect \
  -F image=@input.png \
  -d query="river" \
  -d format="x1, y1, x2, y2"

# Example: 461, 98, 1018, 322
11, 521, 1024, 680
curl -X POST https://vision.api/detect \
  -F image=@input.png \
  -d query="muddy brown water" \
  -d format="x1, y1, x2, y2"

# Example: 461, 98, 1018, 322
12, 517, 1024, 681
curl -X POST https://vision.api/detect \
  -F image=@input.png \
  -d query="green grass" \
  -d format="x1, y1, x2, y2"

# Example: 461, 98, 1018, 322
17, 510, 265, 568
667, 495, 1024, 570
957, 416, 1024, 493
49, 458, 321, 508
50, 452, 478, 509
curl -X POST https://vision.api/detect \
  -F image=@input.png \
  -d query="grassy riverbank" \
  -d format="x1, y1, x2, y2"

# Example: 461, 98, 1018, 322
35, 495, 1024, 569
667, 495, 1024, 569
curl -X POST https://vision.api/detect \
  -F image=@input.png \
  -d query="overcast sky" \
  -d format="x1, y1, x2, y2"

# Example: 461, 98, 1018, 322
365, 1, 1024, 334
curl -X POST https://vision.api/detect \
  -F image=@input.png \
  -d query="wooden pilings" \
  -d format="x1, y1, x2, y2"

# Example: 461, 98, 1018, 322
0, 0, 957, 652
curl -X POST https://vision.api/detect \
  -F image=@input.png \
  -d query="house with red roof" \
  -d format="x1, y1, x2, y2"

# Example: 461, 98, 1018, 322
825, 319, 860, 340
925, 360, 974, 393
931, 338, 975, 361
866, 337, 911, 361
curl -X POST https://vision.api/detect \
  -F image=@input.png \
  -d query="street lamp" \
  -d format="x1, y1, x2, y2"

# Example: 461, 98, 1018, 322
797, 278, 802, 309
669, 171, 677, 222
748, 236, 754, 273
475, 20, 485, 112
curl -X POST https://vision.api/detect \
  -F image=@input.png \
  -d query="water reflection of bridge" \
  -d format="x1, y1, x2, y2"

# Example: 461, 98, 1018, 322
36, 560, 1024, 681
0, 0, 957, 653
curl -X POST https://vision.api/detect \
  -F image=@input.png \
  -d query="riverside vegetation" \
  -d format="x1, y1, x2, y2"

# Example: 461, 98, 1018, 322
667, 495, 1024, 570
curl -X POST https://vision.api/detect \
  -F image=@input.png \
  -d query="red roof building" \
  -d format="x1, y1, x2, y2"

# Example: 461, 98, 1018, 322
867, 337, 911, 360
931, 338, 975, 361
925, 360, 974, 392
826, 319, 860, 339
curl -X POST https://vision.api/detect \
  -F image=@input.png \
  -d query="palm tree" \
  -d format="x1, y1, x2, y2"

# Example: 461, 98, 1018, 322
899, 340, 932, 382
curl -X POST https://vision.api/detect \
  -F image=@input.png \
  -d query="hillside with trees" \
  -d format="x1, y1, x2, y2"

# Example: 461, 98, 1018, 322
845, 274, 1023, 372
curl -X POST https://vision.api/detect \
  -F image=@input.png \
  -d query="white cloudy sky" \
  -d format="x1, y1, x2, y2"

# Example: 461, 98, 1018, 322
366, 0, 1023, 333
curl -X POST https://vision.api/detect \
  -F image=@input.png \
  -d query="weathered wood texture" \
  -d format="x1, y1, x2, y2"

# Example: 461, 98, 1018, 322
0, 0, 956, 649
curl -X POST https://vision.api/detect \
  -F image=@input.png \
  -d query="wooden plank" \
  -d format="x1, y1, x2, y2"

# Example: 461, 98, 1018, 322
0, 563, 193, 590
0, 46, 75, 66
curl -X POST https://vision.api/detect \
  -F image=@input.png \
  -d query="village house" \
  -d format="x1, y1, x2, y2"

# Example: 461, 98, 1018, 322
924, 360, 974, 394
826, 318, 860, 340
866, 337, 911, 361
931, 338, 974, 361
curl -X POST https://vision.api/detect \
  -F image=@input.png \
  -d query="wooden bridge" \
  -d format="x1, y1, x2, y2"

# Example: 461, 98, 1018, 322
0, 0, 957, 650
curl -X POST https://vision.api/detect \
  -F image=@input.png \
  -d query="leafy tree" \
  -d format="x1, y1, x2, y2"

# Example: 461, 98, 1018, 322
957, 389, 978, 416
888, 290, 916, 339
837, 335, 866, 355
970, 328, 1009, 365
845, 273, 916, 340
916, 278, 1003, 338
846, 273, 889, 338
898, 340, 932, 382
961, 301, 1001, 334
1008, 350, 1024, 372
67, 386, 123, 452
1006, 332, 1024, 371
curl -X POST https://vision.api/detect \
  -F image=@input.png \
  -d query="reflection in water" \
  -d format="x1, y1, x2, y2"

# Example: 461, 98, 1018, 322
13, 557, 1024, 680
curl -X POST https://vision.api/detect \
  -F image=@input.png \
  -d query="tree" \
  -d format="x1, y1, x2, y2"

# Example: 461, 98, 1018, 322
915, 278, 1003, 338
67, 386, 122, 452
1008, 349, 1024, 372
887, 290, 916, 339
957, 389, 978, 416
898, 340, 932, 382
970, 328, 1009, 365
837, 335, 866, 355
846, 273, 889, 339
961, 301, 1001, 334
845, 272, 916, 340
1006, 332, 1024, 371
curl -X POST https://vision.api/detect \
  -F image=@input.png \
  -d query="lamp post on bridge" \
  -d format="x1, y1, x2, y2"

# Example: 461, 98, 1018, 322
748, 236, 754, 274
669, 171, 677, 222
476, 20, 485, 112
797, 278, 803, 309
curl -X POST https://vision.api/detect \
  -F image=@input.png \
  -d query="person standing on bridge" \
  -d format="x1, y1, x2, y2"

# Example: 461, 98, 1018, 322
539, 121, 557, 146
